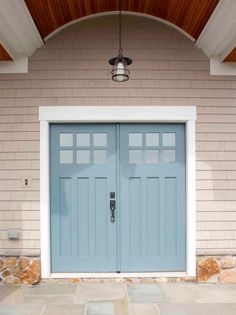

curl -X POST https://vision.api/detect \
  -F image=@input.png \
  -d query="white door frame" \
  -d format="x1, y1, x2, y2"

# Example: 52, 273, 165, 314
39, 106, 197, 279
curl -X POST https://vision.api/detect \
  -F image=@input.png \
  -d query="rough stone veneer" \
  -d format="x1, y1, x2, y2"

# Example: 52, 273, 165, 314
197, 256, 236, 283
0, 256, 40, 285
1, 255, 236, 285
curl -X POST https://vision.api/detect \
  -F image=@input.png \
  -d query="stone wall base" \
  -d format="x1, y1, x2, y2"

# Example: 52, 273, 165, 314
0, 256, 40, 285
197, 255, 236, 283
1, 255, 236, 285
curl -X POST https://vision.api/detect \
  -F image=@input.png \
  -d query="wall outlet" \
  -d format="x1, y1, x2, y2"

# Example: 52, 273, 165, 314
8, 230, 21, 240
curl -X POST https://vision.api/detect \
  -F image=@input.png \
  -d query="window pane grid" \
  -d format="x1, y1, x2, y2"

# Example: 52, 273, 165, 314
162, 133, 176, 147
129, 133, 143, 147
60, 133, 74, 147
60, 150, 73, 164
93, 133, 107, 147
162, 149, 176, 163
77, 133, 90, 147
145, 133, 159, 147
77, 150, 90, 164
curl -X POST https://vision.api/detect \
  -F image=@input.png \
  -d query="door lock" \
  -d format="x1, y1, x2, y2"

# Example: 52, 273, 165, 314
110, 199, 116, 223
110, 192, 115, 198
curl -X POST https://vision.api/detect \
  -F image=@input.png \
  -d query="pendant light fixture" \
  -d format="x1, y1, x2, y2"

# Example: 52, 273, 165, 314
109, 0, 132, 82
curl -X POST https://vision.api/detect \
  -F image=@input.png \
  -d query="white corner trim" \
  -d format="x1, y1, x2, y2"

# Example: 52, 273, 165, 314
196, 0, 236, 59
210, 56, 236, 75
0, 55, 28, 73
39, 106, 197, 278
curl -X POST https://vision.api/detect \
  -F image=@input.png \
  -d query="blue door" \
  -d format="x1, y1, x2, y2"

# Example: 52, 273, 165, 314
50, 123, 186, 272
50, 124, 117, 272
119, 124, 186, 271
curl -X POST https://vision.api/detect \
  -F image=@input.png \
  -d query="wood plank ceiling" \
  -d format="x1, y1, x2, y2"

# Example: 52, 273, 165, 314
0, 43, 12, 61
224, 47, 236, 62
2, 0, 235, 62
24, 0, 219, 40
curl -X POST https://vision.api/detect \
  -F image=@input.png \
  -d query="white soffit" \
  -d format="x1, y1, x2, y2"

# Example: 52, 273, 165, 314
196, 0, 236, 62
0, 0, 43, 73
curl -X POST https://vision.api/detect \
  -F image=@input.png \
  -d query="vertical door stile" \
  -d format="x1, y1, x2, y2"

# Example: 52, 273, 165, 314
116, 124, 121, 272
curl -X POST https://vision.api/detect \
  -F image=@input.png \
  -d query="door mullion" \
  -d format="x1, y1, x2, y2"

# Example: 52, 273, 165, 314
116, 123, 121, 272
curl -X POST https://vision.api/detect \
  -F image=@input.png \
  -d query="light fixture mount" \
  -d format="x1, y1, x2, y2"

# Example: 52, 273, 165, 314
109, 1, 132, 82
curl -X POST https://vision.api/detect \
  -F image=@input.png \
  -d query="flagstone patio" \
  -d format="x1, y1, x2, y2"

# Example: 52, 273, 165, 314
0, 282, 236, 315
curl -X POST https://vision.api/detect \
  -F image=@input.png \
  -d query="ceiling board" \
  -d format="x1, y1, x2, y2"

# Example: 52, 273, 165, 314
24, 0, 219, 40
0, 43, 12, 61
224, 47, 236, 62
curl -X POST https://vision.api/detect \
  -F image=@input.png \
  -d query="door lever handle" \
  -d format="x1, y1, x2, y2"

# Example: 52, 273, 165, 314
110, 200, 115, 223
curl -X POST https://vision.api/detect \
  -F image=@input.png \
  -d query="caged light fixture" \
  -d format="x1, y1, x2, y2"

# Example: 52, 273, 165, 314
109, 0, 132, 82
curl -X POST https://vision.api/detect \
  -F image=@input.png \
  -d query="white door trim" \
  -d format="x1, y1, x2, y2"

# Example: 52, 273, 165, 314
39, 106, 197, 278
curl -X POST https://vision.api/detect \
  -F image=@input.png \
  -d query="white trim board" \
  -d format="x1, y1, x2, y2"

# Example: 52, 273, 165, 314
210, 56, 236, 76
196, 0, 236, 60
50, 272, 189, 279
0, 55, 28, 74
39, 106, 197, 279
0, 0, 43, 57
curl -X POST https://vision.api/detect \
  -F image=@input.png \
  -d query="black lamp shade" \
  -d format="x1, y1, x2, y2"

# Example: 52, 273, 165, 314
109, 54, 132, 82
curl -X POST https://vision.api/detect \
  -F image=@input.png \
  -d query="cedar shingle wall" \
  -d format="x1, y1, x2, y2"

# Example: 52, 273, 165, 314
0, 15, 236, 256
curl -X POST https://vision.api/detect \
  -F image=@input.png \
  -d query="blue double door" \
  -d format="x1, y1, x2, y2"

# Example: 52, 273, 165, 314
50, 123, 186, 272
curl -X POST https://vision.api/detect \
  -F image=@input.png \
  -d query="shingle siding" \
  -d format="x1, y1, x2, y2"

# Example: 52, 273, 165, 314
0, 15, 236, 255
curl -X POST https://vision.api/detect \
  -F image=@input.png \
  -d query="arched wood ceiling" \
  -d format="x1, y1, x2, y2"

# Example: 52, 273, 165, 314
0, 43, 12, 61
224, 48, 236, 62
24, 0, 219, 40
1, 0, 235, 63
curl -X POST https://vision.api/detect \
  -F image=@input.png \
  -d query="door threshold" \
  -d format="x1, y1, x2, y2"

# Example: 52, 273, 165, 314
49, 272, 188, 279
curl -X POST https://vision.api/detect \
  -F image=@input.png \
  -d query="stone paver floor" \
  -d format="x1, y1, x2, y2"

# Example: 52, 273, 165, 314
0, 282, 236, 314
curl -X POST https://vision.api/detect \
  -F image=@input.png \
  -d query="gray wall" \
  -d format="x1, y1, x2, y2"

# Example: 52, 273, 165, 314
0, 15, 236, 256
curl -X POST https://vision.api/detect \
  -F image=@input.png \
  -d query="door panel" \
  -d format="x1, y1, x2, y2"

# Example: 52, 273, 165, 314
50, 124, 117, 272
119, 124, 186, 272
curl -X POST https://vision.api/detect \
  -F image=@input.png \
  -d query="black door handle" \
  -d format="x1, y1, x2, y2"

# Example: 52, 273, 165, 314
110, 199, 115, 223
